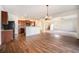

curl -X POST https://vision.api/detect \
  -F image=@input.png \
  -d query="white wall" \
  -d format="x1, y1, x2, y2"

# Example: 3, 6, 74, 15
52, 15, 77, 32
75, 6, 79, 39
51, 9, 78, 38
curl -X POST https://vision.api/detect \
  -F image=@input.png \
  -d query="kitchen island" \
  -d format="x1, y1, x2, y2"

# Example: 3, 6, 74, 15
26, 26, 40, 36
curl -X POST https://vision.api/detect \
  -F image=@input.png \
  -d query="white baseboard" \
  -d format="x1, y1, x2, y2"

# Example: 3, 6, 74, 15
51, 30, 78, 39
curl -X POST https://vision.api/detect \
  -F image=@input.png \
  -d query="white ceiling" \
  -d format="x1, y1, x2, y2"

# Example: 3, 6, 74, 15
1, 5, 77, 19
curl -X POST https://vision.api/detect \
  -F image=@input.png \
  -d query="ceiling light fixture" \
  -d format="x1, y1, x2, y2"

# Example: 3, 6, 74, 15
45, 5, 51, 20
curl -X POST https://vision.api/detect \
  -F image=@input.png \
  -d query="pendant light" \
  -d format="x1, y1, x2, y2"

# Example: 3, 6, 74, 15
45, 5, 50, 20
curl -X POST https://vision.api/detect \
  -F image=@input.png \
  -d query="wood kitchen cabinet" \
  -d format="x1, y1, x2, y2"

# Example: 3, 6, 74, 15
1, 30, 13, 44
1, 11, 8, 24
18, 20, 35, 26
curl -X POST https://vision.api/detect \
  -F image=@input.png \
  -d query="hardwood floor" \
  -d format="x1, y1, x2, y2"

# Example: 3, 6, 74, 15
0, 33, 79, 53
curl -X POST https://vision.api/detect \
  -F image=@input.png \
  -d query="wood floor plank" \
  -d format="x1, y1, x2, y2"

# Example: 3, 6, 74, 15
0, 33, 79, 53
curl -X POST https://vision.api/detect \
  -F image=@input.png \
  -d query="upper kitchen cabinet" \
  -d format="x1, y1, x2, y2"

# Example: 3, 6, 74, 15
1, 11, 8, 24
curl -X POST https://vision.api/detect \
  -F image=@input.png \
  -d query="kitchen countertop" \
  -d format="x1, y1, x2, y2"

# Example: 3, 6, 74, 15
1, 29, 13, 31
